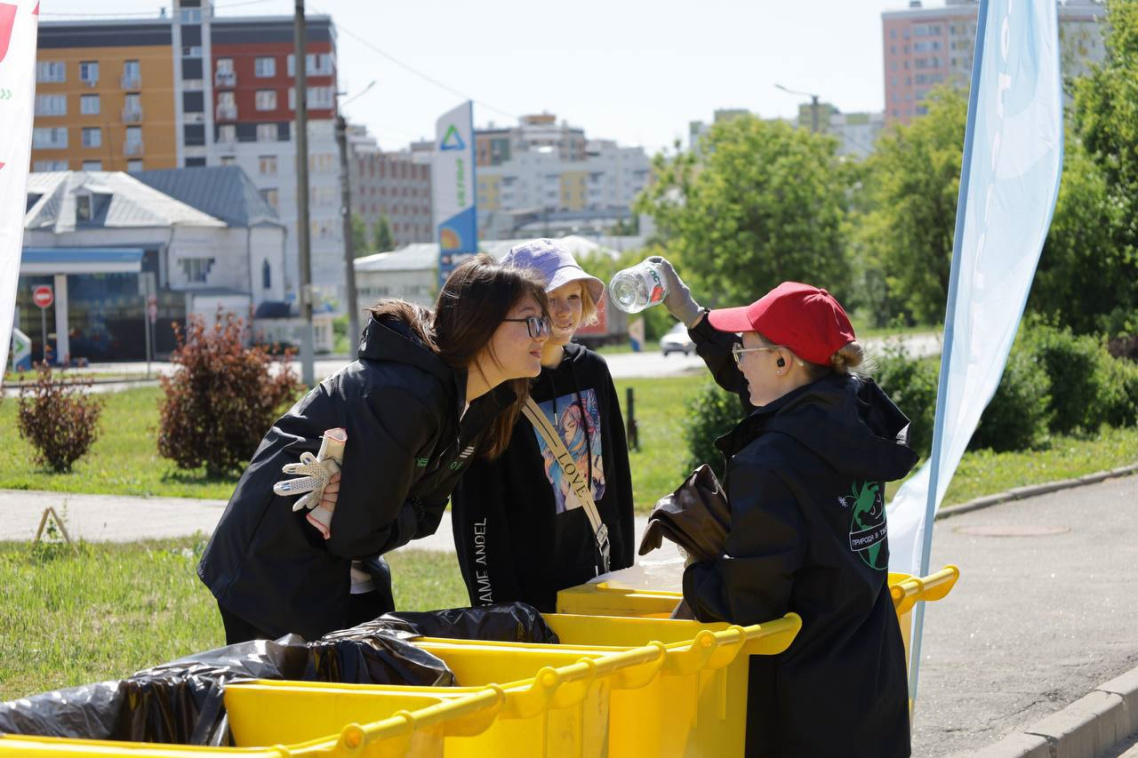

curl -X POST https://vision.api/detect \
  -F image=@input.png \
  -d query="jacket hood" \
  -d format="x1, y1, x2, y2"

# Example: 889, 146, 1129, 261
357, 314, 453, 387
721, 374, 918, 483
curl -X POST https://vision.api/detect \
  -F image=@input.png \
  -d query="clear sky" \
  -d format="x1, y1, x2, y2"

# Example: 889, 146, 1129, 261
42, 0, 907, 156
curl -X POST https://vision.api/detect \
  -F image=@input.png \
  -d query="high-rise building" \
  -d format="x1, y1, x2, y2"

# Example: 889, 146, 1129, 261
347, 126, 433, 250
882, 0, 1106, 126
473, 114, 650, 240
32, 0, 346, 306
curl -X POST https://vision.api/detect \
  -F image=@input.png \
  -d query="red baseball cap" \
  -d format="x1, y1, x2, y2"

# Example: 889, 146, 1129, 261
706, 282, 856, 365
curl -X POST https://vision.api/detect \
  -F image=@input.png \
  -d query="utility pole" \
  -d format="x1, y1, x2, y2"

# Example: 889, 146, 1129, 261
775, 83, 822, 134
334, 81, 375, 354
294, 0, 314, 385
335, 114, 360, 355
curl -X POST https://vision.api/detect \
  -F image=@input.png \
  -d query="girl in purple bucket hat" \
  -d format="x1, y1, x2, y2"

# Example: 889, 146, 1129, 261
451, 239, 635, 611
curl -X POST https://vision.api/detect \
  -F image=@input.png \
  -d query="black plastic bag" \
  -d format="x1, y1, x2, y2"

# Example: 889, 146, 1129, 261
324, 602, 559, 645
0, 628, 453, 746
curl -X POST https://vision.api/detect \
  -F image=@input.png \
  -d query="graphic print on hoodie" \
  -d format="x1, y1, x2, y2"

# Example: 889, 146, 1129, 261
532, 389, 605, 513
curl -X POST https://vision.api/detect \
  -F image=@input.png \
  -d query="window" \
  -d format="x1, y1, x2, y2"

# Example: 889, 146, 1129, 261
216, 57, 234, 74
35, 94, 67, 116
79, 61, 99, 84
220, 156, 237, 166
260, 188, 279, 210
37, 61, 66, 83
122, 60, 141, 88
914, 40, 941, 52
218, 90, 236, 107
180, 8, 202, 23
127, 160, 144, 173
255, 57, 276, 77
82, 160, 103, 170
258, 155, 278, 176
257, 123, 278, 142
289, 86, 335, 110
124, 93, 142, 113
76, 195, 92, 220
183, 46, 203, 58
33, 160, 69, 171
81, 127, 102, 148
287, 52, 334, 76
185, 157, 206, 167
32, 127, 68, 149
218, 124, 236, 143
180, 258, 215, 283
80, 94, 100, 115
125, 126, 143, 147
890, 29, 897, 39
255, 90, 277, 110
262, 260, 272, 289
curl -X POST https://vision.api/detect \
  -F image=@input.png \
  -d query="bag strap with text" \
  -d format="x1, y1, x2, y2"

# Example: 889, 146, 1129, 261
522, 397, 611, 574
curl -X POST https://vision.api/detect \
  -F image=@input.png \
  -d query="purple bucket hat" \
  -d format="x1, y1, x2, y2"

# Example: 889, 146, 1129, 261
502, 238, 605, 303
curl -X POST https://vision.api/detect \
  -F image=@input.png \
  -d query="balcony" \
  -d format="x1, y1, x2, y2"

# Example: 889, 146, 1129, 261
215, 70, 236, 88
120, 73, 141, 90
124, 141, 144, 157
122, 107, 143, 124
216, 103, 238, 121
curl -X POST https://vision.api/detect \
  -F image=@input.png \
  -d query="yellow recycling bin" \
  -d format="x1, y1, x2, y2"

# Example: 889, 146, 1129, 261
0, 617, 801, 758
555, 565, 962, 672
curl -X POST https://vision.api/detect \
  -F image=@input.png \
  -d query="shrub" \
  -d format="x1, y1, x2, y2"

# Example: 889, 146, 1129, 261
970, 343, 1053, 452
682, 381, 746, 479
1023, 323, 1114, 435
159, 311, 303, 477
17, 363, 104, 472
1102, 356, 1138, 428
873, 345, 940, 457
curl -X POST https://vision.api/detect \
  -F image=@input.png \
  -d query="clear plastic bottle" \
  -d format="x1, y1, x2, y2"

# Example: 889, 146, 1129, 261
609, 259, 669, 313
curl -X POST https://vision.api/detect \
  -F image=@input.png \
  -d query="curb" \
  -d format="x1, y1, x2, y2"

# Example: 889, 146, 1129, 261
962, 666, 1138, 757
935, 463, 1138, 521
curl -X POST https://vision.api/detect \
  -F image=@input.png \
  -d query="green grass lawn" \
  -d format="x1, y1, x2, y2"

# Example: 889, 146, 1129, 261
0, 541, 467, 702
0, 387, 240, 499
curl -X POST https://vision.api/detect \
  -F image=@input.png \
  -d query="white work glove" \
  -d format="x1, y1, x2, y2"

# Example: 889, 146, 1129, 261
273, 428, 347, 540
648, 256, 703, 328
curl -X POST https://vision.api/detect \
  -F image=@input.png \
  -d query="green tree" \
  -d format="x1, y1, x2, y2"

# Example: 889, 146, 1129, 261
635, 116, 850, 308
1070, 0, 1138, 334
374, 215, 395, 252
854, 87, 967, 325
1029, 134, 1129, 334
350, 214, 371, 258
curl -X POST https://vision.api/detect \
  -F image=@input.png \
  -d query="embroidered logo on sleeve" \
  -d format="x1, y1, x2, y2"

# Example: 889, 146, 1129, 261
841, 481, 889, 570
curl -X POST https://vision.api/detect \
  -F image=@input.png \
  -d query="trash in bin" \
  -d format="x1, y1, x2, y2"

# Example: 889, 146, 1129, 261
322, 602, 560, 644
0, 625, 453, 746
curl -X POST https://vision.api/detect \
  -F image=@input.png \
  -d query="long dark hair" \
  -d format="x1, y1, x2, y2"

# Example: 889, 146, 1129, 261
435, 254, 549, 458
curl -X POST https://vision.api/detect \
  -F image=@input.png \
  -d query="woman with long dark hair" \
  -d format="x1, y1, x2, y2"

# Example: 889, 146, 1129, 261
199, 255, 552, 643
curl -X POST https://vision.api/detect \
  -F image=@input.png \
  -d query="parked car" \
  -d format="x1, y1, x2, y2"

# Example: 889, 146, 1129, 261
660, 323, 695, 356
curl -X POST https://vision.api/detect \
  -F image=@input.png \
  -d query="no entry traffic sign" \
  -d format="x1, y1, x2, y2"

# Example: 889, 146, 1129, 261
32, 285, 53, 309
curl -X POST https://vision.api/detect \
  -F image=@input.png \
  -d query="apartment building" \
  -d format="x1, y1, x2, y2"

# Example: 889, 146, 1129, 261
33, 0, 347, 306
882, 0, 1106, 126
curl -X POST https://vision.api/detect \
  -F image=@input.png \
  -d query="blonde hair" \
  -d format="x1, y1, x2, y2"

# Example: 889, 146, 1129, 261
757, 334, 867, 379
579, 281, 601, 327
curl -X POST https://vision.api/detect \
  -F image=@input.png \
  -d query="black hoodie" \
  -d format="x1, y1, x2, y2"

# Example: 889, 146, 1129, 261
450, 342, 635, 612
199, 314, 514, 641
684, 366, 918, 758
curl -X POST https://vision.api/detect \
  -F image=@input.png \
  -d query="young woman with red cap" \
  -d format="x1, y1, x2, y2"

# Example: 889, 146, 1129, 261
650, 257, 919, 758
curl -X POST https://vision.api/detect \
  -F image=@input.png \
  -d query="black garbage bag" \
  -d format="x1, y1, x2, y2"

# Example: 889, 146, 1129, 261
323, 602, 559, 645
0, 628, 453, 746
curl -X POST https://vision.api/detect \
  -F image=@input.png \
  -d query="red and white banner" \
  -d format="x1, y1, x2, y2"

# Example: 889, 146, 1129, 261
0, 0, 38, 375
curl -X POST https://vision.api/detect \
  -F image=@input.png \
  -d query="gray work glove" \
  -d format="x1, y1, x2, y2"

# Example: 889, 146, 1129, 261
273, 429, 347, 540
648, 256, 703, 328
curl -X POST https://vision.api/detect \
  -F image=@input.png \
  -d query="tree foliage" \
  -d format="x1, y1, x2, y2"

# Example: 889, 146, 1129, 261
374, 215, 395, 253
853, 88, 967, 326
636, 116, 850, 308
351, 214, 372, 258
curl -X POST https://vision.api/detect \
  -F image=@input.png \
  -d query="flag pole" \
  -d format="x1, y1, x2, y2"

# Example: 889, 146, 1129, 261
907, 0, 992, 707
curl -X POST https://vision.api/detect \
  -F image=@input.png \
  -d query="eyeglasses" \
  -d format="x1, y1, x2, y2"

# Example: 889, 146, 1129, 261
503, 316, 552, 339
731, 344, 777, 366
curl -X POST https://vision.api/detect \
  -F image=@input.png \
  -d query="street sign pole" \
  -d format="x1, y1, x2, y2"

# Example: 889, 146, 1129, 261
144, 301, 152, 379
40, 306, 46, 363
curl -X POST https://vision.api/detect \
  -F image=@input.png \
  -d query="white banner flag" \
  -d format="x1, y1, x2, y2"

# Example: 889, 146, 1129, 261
0, 0, 38, 376
886, 0, 1063, 702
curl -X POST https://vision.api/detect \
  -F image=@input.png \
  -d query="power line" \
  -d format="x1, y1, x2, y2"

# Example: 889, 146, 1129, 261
311, 5, 517, 123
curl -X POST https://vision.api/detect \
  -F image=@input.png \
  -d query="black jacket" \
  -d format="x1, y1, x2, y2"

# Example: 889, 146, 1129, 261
685, 322, 918, 758
450, 343, 635, 612
198, 314, 513, 641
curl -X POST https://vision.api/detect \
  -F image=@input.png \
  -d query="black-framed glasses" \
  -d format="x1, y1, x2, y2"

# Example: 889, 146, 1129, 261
503, 316, 552, 339
731, 344, 776, 366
